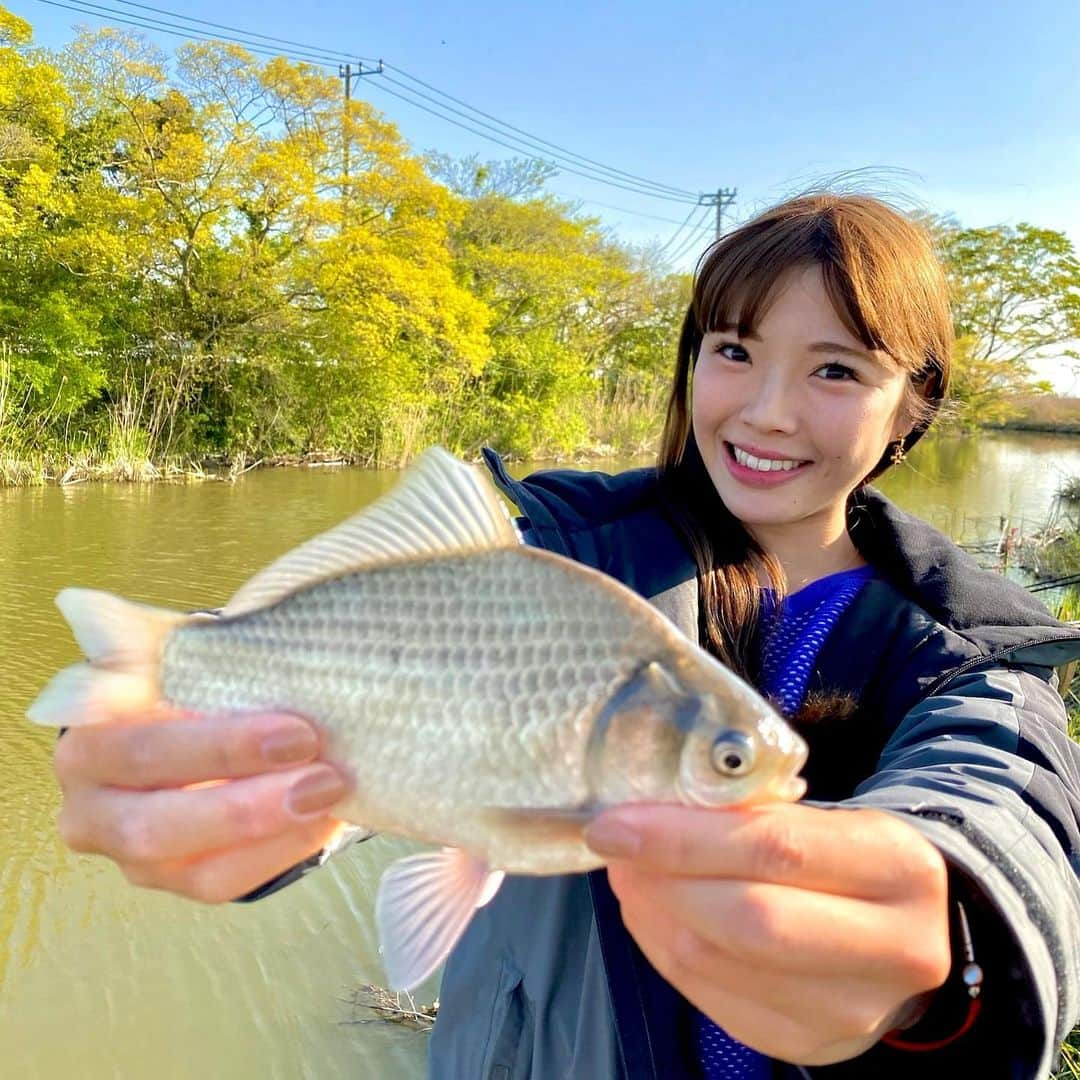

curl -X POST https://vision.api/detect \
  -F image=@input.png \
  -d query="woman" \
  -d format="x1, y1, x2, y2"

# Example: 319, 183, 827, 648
51, 194, 1080, 1078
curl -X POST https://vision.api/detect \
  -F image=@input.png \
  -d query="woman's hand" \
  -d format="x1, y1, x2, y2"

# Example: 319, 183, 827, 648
584, 802, 952, 1066
52, 706, 351, 903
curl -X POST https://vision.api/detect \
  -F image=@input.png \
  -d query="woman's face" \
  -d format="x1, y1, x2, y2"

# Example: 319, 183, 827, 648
691, 265, 911, 546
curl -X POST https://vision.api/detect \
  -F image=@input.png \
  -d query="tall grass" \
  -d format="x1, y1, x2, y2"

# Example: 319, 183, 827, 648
992, 395, 1080, 434
0, 344, 50, 484
100, 387, 159, 481
586, 378, 667, 458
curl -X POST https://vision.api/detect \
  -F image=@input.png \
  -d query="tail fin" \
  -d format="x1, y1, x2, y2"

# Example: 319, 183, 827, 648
27, 588, 191, 727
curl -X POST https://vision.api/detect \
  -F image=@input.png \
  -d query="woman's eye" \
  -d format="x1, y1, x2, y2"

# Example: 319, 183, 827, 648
814, 362, 857, 381
714, 342, 749, 362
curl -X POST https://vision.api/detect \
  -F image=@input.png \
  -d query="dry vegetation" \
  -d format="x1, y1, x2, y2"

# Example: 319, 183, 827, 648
989, 395, 1080, 434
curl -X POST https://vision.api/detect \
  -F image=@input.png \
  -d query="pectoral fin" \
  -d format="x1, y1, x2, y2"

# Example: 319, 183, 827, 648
375, 848, 505, 991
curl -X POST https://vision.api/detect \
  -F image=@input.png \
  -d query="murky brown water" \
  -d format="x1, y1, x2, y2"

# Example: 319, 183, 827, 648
3, 431, 1079, 1079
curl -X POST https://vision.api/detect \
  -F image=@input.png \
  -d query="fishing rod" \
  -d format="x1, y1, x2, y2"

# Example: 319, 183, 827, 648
1029, 573, 1080, 594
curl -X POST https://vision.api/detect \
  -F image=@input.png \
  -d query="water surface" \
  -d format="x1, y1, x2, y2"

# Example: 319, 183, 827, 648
3, 431, 1078, 1079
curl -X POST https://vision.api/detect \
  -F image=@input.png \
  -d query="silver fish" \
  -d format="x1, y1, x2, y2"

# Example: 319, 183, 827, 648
29, 447, 807, 990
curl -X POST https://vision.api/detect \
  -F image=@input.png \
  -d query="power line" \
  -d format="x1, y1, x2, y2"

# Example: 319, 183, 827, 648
379, 69, 694, 201
567, 199, 699, 228
665, 209, 715, 265
362, 76, 699, 203
108, 0, 379, 64
35, 0, 700, 206
370, 75, 698, 204
35, 0, 346, 67
383, 63, 698, 201
656, 203, 703, 257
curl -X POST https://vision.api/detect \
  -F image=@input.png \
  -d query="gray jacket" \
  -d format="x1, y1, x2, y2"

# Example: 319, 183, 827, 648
242, 456, 1080, 1079
426, 455, 1080, 1080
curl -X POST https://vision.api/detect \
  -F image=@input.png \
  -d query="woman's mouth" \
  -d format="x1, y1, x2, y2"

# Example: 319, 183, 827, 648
723, 442, 811, 487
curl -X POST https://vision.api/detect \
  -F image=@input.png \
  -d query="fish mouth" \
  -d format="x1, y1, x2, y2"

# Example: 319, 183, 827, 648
771, 775, 807, 803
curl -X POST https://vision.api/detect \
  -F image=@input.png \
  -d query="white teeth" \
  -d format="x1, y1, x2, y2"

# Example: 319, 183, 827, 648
732, 446, 803, 472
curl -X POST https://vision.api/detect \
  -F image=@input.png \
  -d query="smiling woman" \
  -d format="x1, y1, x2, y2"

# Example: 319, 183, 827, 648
659, 195, 950, 676
693, 268, 914, 582
43, 193, 1080, 1080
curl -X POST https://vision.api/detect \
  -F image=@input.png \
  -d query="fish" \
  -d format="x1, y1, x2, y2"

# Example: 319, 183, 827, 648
28, 447, 808, 990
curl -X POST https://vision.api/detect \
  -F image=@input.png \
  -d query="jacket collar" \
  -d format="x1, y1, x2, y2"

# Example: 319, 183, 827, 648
848, 487, 1080, 659
482, 449, 1080, 660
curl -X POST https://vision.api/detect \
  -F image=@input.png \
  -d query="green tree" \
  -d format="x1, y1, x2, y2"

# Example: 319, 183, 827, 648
0, 7, 694, 473
939, 222, 1080, 426
57, 31, 491, 463
0, 8, 122, 423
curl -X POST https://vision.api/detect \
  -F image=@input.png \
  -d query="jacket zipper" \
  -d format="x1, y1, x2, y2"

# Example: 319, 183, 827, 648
922, 632, 1078, 699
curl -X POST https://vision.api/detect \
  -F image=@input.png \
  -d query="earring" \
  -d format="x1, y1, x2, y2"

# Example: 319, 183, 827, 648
890, 440, 906, 466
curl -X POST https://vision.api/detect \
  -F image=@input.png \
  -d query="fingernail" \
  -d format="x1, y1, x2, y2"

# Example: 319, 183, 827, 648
262, 724, 319, 765
287, 767, 346, 818
584, 818, 640, 858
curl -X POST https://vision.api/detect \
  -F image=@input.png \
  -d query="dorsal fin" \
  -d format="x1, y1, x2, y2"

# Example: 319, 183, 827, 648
222, 447, 520, 618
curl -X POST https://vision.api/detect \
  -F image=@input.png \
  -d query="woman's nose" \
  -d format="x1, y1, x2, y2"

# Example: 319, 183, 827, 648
740, 371, 800, 433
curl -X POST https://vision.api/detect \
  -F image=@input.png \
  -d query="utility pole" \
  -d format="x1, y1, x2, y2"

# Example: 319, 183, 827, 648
698, 187, 737, 239
338, 60, 383, 219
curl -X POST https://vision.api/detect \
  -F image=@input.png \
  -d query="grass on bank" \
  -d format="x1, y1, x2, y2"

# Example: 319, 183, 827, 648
0, 380, 670, 486
990, 395, 1080, 435
1019, 532, 1080, 581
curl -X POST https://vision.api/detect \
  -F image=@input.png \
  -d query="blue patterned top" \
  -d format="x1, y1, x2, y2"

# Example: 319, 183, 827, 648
694, 564, 877, 1079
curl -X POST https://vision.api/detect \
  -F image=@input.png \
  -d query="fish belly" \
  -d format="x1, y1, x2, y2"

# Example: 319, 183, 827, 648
161, 550, 655, 862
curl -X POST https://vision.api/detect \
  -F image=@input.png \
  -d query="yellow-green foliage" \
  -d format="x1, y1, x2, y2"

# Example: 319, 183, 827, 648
4, 6, 1078, 473
0, 8, 688, 470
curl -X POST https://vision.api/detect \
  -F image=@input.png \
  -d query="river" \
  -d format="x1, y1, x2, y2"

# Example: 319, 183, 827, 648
3, 430, 1079, 1079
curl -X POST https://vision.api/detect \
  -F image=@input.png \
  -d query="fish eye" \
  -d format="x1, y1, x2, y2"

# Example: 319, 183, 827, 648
710, 731, 756, 777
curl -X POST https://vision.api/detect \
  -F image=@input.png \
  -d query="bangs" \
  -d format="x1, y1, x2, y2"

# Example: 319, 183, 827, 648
691, 204, 936, 373
662, 193, 952, 480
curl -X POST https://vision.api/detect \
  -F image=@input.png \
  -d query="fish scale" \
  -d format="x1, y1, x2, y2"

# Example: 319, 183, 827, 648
161, 550, 648, 857
30, 445, 807, 990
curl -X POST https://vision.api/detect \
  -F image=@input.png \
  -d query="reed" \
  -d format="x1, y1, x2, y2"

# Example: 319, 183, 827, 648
992, 395, 1080, 434
586, 378, 667, 457
339, 983, 438, 1031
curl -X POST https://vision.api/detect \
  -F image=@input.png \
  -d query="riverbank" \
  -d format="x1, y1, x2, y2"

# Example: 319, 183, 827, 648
984, 395, 1080, 435
0, 387, 667, 487
0, 443, 654, 488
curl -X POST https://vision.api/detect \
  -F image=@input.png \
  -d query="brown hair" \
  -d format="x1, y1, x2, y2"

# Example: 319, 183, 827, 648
658, 193, 953, 678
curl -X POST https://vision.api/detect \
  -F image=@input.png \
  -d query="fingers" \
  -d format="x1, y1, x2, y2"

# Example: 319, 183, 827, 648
613, 881, 941, 1066
610, 870, 897, 980
585, 802, 945, 900
59, 763, 349, 862
51, 706, 356, 905
643, 946, 896, 1067
121, 818, 350, 904
54, 711, 322, 789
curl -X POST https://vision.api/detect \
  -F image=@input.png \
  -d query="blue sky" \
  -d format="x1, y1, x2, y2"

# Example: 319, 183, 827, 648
16, 0, 1080, 385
